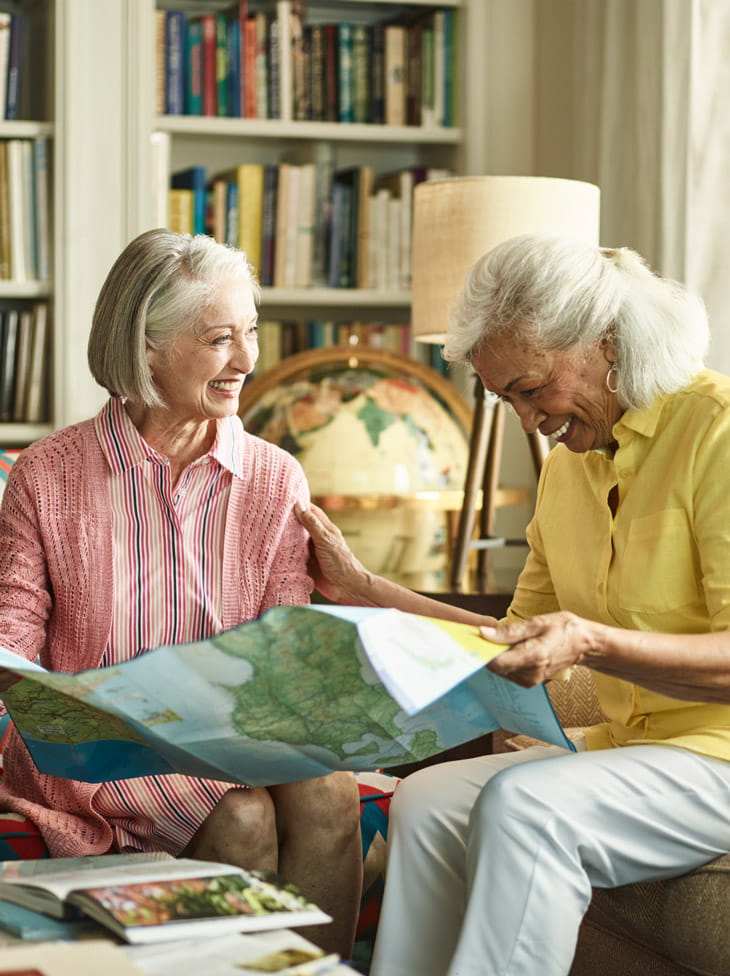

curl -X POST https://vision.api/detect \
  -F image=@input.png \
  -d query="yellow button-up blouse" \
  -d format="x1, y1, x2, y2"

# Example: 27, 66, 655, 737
509, 369, 730, 759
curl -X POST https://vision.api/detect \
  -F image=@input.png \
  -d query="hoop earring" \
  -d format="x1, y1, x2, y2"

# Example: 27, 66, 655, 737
606, 363, 619, 394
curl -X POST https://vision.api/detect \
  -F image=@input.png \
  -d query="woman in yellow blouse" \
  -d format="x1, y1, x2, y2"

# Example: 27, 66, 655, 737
298, 234, 730, 976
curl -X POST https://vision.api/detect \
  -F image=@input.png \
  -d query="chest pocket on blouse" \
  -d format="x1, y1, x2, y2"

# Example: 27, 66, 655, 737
618, 508, 700, 613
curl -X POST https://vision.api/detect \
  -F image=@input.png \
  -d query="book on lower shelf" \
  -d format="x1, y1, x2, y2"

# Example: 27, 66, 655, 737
170, 165, 207, 236
0, 853, 330, 945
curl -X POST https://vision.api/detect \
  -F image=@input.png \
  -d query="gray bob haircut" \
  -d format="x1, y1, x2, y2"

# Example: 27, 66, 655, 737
88, 228, 259, 408
443, 233, 709, 410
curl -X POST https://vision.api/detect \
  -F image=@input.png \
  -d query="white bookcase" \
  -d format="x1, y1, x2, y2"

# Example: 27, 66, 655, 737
0, 0, 538, 445
126, 0, 491, 322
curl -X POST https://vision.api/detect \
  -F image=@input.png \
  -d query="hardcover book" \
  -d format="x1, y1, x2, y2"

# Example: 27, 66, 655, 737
170, 166, 207, 236
0, 13, 11, 121
4, 13, 24, 121
23, 302, 48, 424
184, 17, 203, 115
163, 9, 186, 116
216, 163, 264, 273
0, 854, 328, 944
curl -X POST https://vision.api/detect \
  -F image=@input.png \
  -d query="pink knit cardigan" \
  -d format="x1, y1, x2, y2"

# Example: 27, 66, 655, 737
0, 415, 313, 856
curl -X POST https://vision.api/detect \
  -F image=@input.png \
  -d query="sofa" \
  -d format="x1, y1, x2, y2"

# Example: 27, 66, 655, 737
496, 664, 730, 976
426, 591, 730, 976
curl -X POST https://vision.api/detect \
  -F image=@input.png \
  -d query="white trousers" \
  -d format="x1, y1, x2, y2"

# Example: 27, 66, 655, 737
369, 744, 730, 976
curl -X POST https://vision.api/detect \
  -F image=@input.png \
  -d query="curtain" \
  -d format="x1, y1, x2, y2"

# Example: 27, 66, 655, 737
538, 0, 730, 372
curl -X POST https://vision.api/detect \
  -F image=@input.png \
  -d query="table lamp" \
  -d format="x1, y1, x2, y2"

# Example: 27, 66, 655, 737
410, 175, 601, 591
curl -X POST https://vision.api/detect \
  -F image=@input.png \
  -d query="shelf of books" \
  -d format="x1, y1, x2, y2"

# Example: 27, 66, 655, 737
0, 3, 54, 444
152, 0, 466, 381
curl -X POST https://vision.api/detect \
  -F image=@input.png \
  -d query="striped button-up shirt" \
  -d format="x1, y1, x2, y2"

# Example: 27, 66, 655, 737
92, 397, 245, 853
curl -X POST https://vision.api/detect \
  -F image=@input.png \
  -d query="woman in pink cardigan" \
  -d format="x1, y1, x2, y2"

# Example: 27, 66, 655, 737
0, 229, 362, 957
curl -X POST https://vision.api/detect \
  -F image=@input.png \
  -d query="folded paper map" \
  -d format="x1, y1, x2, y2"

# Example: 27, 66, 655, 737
0, 604, 574, 786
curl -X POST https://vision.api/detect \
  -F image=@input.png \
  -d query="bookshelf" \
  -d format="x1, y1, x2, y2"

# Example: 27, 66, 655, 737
123, 0, 489, 379
0, 0, 144, 445
0, 0, 531, 441
0, 4, 53, 444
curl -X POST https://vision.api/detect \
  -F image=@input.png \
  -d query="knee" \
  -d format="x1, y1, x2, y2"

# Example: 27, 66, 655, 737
282, 772, 361, 842
214, 787, 276, 838
472, 763, 554, 835
388, 764, 468, 854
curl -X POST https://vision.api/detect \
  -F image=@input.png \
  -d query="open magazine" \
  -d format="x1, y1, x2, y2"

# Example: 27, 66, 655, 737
0, 603, 574, 787
0, 854, 329, 944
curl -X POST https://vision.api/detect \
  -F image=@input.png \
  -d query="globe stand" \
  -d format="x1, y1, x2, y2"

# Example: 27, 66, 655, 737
449, 375, 549, 593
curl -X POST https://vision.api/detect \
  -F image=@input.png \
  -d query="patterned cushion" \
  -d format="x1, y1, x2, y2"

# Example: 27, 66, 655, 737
355, 771, 399, 945
0, 812, 48, 861
0, 449, 21, 503
0, 766, 397, 939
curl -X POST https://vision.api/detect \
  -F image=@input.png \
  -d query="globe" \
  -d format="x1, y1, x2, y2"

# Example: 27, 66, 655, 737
240, 348, 471, 591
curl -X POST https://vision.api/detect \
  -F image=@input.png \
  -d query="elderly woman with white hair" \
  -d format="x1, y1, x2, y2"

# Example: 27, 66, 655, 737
298, 233, 730, 975
0, 228, 363, 958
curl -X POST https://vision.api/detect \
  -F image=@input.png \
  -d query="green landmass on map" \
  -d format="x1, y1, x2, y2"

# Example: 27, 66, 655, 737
1, 679, 149, 746
211, 606, 441, 762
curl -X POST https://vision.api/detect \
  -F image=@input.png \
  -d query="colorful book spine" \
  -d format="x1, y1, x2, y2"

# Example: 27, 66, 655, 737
185, 18, 203, 116
337, 23, 354, 123
215, 13, 229, 116
0, 308, 19, 420
164, 10, 186, 115
235, 163, 264, 275
4, 12, 24, 121
291, 0, 308, 121
254, 12, 269, 119
369, 23, 385, 125
167, 188, 194, 235
308, 25, 325, 122
384, 24, 406, 126
12, 308, 32, 422
276, 0, 293, 122
267, 13, 281, 120
351, 25, 370, 125
199, 13, 217, 117
322, 24, 339, 123
226, 12, 242, 117
420, 17, 436, 127
225, 180, 239, 248
170, 166, 207, 236
442, 8, 456, 127
406, 21, 423, 126
6, 139, 28, 281
32, 137, 50, 281
260, 163, 278, 287
0, 142, 10, 278
0, 13, 12, 120
24, 302, 49, 423
242, 14, 258, 117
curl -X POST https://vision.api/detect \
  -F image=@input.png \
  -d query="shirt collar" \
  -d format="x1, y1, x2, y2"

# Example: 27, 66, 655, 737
613, 393, 666, 444
95, 397, 245, 479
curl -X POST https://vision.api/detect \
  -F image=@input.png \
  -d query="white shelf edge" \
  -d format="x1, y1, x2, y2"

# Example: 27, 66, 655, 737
0, 121, 54, 138
261, 287, 412, 308
0, 423, 53, 445
156, 116, 461, 145
333, 0, 460, 5
0, 280, 52, 299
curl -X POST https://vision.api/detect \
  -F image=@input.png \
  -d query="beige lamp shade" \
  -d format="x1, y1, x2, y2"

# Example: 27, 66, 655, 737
411, 175, 601, 342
